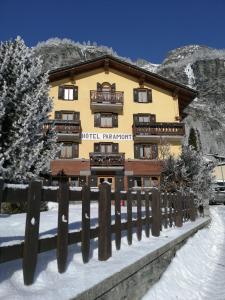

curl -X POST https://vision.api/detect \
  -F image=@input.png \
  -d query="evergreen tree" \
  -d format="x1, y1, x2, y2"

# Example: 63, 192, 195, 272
188, 128, 198, 151
0, 37, 59, 183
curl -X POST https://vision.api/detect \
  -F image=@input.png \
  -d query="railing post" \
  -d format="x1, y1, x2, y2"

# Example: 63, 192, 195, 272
136, 190, 142, 241
98, 182, 112, 261
57, 175, 69, 273
145, 192, 150, 238
23, 180, 42, 285
115, 189, 121, 250
81, 184, 91, 263
127, 190, 133, 245
151, 188, 161, 237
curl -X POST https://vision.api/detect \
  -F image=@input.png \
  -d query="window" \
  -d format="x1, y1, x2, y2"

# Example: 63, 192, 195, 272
134, 144, 158, 159
131, 176, 159, 189
100, 114, 113, 127
60, 143, 79, 159
58, 86, 78, 101
70, 177, 79, 187
133, 88, 152, 103
100, 143, 112, 153
94, 113, 118, 128
133, 114, 156, 125
138, 115, 150, 123
134, 177, 142, 187
94, 143, 118, 153
62, 113, 74, 121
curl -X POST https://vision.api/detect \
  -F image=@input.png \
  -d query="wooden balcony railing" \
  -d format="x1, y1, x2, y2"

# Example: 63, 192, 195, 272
90, 91, 124, 104
133, 122, 185, 136
43, 120, 81, 135
90, 152, 125, 167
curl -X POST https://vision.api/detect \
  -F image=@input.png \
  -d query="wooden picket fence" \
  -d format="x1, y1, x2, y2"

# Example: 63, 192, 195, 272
0, 178, 197, 286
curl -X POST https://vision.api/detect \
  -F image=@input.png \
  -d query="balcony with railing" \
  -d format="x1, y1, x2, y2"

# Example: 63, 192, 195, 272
90, 152, 125, 168
133, 122, 185, 142
90, 90, 124, 112
43, 120, 81, 142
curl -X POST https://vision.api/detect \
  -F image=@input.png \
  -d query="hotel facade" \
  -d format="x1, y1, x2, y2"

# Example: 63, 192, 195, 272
47, 55, 197, 190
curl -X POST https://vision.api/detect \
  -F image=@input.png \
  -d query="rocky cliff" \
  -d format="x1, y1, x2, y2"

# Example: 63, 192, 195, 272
35, 39, 225, 155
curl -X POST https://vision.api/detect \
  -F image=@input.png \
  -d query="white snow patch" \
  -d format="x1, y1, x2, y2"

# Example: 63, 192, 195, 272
42, 186, 59, 190
184, 63, 195, 87
4, 183, 28, 190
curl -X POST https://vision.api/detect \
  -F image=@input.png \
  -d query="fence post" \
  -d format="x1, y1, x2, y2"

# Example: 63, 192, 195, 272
23, 180, 42, 285
145, 192, 150, 238
136, 190, 142, 241
175, 191, 183, 227
81, 184, 90, 263
98, 182, 112, 261
151, 188, 161, 237
115, 189, 121, 250
57, 175, 69, 273
127, 190, 133, 245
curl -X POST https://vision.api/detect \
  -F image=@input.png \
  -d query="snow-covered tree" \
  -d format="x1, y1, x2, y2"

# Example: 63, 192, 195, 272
0, 37, 59, 183
161, 146, 215, 206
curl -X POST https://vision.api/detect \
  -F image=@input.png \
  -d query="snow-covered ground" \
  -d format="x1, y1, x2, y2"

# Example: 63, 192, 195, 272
143, 206, 225, 300
0, 204, 207, 300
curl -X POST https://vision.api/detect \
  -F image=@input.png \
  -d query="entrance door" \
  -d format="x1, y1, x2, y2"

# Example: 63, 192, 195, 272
97, 176, 115, 191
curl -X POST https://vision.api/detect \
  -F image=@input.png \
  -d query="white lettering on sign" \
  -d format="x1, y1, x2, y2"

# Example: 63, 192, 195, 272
81, 132, 133, 141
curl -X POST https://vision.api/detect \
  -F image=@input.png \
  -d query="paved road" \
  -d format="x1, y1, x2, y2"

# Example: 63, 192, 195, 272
143, 206, 225, 300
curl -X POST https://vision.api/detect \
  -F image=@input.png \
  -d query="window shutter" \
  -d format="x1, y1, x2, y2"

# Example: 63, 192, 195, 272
115, 176, 124, 191
73, 86, 78, 100
133, 114, 138, 124
97, 83, 102, 91
94, 113, 101, 127
112, 143, 119, 153
133, 89, 138, 102
134, 144, 140, 159
150, 114, 156, 122
94, 143, 100, 152
55, 111, 62, 120
111, 83, 116, 92
112, 114, 118, 127
89, 175, 97, 187
73, 112, 80, 122
79, 176, 86, 186
72, 143, 79, 158
127, 176, 134, 189
56, 142, 62, 158
58, 86, 64, 99
147, 89, 152, 103
152, 144, 158, 159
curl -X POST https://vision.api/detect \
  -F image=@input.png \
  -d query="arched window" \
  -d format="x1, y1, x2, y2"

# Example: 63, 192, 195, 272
101, 82, 111, 92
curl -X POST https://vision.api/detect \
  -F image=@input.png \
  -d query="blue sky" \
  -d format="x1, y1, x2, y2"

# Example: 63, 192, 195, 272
1, 0, 225, 63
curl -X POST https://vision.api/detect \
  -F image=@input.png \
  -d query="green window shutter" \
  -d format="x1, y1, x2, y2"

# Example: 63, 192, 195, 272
133, 114, 138, 124
55, 111, 62, 120
115, 176, 124, 190
73, 86, 78, 100
74, 112, 80, 122
112, 143, 119, 153
150, 114, 156, 122
152, 144, 158, 159
112, 113, 118, 127
94, 113, 101, 127
72, 143, 79, 158
97, 83, 102, 91
134, 144, 140, 159
111, 83, 116, 92
58, 86, 64, 99
133, 88, 138, 102
147, 89, 152, 103
94, 143, 100, 152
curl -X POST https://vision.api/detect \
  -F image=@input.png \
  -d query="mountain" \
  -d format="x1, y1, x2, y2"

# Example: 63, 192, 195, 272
34, 39, 225, 155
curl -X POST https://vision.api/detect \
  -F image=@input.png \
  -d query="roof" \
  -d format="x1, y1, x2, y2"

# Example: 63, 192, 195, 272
49, 55, 198, 116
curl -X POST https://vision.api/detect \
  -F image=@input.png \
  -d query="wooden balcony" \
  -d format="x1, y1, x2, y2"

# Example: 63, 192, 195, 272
90, 91, 124, 112
133, 122, 185, 142
90, 152, 125, 169
43, 120, 81, 142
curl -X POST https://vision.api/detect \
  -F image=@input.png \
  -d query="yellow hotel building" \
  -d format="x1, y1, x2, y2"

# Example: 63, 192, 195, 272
47, 55, 197, 190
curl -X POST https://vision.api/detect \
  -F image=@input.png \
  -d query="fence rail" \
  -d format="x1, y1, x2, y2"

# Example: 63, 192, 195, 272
0, 178, 197, 286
